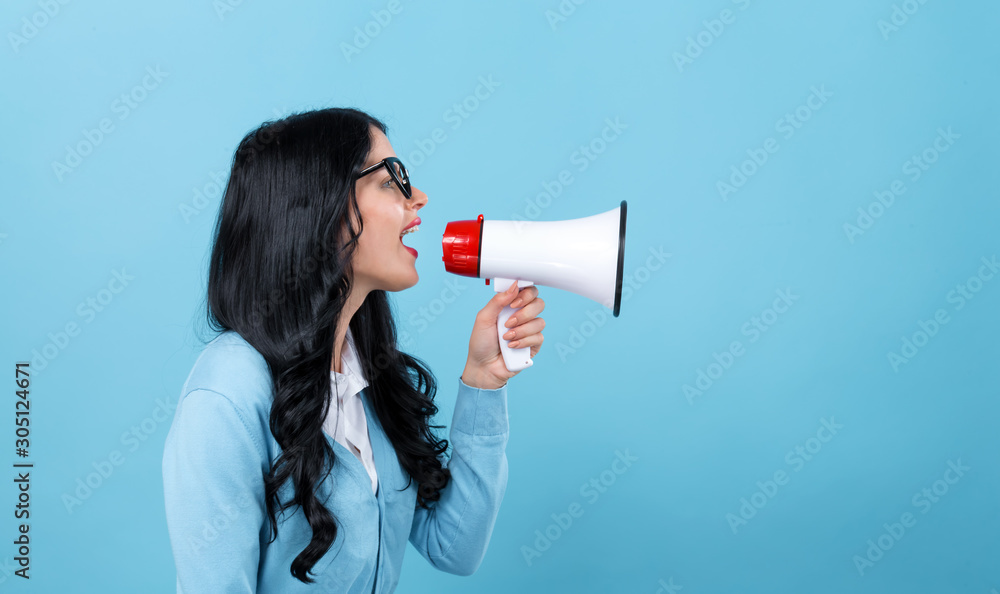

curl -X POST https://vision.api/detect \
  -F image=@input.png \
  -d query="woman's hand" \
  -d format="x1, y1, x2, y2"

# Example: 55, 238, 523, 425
462, 282, 546, 389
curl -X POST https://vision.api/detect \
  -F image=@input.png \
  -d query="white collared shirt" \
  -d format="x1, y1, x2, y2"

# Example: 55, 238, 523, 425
322, 327, 378, 495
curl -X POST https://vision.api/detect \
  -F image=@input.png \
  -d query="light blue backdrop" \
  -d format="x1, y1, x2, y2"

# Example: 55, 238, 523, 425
2, 0, 998, 592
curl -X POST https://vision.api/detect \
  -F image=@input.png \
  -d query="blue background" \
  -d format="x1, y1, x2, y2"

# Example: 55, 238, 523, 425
2, 0, 998, 592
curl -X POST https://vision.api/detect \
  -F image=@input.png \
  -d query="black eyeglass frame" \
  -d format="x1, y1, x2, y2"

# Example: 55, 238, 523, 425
356, 157, 412, 199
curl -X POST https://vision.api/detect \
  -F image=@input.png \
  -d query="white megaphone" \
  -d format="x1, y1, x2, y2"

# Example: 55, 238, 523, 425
442, 200, 627, 372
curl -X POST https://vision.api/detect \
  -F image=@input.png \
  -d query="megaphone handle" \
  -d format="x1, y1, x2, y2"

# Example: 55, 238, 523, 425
493, 278, 534, 372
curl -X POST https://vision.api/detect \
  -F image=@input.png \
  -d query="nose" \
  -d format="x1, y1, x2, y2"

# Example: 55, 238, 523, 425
410, 185, 428, 210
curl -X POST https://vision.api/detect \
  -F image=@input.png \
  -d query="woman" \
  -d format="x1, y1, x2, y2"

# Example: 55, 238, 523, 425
161, 107, 545, 593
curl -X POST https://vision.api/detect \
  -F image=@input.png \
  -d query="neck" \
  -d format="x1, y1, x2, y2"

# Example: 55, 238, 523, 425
332, 284, 369, 374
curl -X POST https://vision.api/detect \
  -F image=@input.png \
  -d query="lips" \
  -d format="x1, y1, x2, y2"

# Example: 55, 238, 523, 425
401, 217, 421, 234
400, 217, 420, 258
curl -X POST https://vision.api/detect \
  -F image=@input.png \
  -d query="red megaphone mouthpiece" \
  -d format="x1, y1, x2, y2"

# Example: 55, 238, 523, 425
441, 214, 484, 278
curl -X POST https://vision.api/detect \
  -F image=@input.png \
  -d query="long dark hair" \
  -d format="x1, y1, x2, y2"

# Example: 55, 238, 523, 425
203, 107, 450, 583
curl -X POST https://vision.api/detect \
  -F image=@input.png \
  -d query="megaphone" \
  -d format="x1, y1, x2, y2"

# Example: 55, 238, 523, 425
441, 200, 627, 372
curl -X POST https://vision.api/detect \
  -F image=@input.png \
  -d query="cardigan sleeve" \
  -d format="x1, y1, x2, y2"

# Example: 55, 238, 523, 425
162, 388, 269, 593
408, 376, 510, 576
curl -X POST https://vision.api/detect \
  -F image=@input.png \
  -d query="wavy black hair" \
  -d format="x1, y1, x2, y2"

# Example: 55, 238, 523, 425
202, 107, 450, 583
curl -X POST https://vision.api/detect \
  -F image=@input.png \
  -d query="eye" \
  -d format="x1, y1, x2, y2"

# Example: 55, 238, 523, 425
381, 177, 393, 189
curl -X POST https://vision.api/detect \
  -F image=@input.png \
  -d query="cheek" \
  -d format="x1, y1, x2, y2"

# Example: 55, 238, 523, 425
355, 229, 396, 264
355, 200, 403, 252
369, 208, 403, 246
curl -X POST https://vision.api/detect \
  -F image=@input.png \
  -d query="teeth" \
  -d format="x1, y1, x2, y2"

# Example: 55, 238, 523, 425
401, 225, 419, 236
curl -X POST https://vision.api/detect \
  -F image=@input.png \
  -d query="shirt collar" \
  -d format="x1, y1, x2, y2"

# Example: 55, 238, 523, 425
330, 327, 368, 399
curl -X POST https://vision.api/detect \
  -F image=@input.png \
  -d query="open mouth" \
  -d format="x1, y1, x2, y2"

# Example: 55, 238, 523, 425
400, 224, 419, 256
400, 224, 419, 244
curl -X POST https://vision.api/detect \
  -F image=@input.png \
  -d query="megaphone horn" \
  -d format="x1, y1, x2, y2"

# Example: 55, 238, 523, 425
442, 200, 627, 372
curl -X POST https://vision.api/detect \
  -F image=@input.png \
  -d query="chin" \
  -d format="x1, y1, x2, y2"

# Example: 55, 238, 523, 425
387, 272, 419, 292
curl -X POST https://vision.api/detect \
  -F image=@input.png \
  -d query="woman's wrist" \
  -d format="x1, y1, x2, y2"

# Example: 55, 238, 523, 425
461, 364, 507, 390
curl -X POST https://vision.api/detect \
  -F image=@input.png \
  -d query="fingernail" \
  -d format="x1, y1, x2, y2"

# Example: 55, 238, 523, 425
509, 340, 520, 348
504, 330, 515, 339
506, 317, 516, 327
510, 298, 522, 308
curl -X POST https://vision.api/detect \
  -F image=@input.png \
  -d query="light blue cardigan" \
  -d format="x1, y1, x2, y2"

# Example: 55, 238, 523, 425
161, 331, 510, 593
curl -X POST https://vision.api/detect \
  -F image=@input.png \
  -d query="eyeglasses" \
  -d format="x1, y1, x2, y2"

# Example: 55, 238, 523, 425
356, 156, 412, 199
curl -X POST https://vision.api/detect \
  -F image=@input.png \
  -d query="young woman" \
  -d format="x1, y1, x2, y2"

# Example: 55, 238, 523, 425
161, 107, 545, 593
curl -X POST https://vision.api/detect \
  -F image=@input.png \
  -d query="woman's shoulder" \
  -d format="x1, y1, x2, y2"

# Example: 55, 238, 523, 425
179, 330, 274, 421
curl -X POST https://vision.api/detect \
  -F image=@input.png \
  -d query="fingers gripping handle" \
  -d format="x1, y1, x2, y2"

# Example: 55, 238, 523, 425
493, 278, 534, 372
498, 304, 533, 372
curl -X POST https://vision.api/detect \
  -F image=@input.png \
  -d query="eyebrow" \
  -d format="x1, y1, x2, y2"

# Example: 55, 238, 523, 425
362, 156, 395, 169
